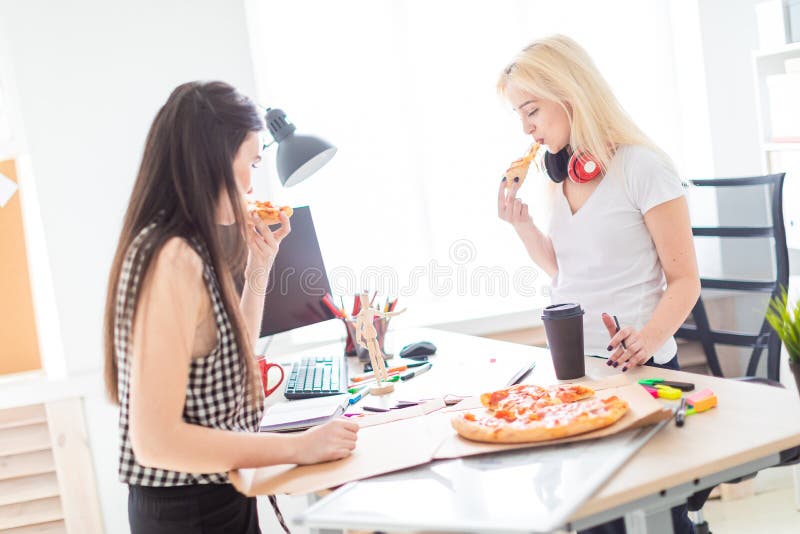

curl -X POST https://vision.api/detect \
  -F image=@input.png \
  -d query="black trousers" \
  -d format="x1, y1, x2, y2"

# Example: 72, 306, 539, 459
578, 354, 695, 534
128, 483, 261, 534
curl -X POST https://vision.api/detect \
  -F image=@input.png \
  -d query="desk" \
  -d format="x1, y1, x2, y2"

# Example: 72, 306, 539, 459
233, 328, 800, 533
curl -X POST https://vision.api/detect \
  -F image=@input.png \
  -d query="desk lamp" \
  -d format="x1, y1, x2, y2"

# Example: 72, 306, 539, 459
264, 108, 337, 187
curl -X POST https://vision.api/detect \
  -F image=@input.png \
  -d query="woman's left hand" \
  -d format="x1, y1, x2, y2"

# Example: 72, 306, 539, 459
244, 211, 291, 282
601, 313, 655, 371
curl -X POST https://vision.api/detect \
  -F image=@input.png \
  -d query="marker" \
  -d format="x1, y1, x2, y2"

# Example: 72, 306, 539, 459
351, 365, 409, 383
348, 374, 400, 389
348, 384, 369, 395
675, 397, 687, 427
400, 362, 432, 381
348, 389, 370, 405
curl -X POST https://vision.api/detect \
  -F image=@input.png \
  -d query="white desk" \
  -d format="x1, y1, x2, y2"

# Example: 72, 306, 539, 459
234, 328, 800, 533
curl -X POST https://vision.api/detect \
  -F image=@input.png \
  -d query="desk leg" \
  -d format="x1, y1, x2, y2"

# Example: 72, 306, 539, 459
794, 465, 800, 511
306, 493, 344, 534
623, 508, 673, 534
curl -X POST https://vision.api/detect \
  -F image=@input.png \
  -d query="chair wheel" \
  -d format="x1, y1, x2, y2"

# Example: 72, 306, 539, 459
694, 520, 711, 534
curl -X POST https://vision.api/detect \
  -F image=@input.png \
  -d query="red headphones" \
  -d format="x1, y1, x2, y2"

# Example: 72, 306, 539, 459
544, 147, 602, 184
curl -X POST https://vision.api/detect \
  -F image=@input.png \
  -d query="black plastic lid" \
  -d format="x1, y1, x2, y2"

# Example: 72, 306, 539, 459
541, 303, 584, 320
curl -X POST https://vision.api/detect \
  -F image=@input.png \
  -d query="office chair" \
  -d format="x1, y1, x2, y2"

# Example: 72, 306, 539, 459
676, 173, 789, 382
675, 173, 798, 533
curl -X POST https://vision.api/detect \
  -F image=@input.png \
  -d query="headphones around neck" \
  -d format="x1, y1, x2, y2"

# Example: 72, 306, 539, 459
543, 146, 602, 184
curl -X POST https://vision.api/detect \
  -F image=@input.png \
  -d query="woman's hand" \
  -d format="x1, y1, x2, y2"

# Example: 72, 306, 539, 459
292, 418, 359, 464
601, 313, 656, 371
497, 179, 532, 228
244, 211, 291, 279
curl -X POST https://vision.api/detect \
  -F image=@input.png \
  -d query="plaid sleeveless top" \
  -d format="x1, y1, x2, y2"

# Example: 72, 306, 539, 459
115, 222, 262, 486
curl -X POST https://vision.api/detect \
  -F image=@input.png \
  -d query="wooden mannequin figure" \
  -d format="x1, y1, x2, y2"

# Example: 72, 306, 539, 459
354, 291, 406, 395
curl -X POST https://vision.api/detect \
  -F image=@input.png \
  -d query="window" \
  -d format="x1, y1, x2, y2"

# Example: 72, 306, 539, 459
245, 0, 684, 326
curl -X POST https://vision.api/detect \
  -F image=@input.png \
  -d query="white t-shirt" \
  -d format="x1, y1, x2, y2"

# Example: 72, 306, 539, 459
547, 144, 686, 364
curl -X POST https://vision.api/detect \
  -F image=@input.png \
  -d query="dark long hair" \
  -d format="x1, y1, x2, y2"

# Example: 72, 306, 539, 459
104, 81, 262, 405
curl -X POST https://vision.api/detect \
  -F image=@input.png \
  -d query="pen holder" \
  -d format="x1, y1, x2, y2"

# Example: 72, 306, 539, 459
343, 317, 393, 362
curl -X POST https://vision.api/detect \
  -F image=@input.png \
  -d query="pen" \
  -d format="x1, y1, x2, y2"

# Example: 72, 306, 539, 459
612, 315, 627, 350
400, 362, 432, 381
675, 397, 687, 427
506, 361, 536, 387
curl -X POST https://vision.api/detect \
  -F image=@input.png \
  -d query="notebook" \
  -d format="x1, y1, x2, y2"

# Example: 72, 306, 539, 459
259, 394, 350, 433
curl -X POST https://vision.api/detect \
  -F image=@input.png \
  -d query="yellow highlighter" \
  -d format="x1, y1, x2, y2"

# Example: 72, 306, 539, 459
654, 384, 682, 400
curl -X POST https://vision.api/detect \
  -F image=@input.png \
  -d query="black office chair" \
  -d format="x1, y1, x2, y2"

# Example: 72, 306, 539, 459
676, 173, 789, 382
675, 173, 798, 533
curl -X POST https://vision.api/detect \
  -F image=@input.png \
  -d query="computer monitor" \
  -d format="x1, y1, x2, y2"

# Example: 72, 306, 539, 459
260, 206, 336, 336
235, 206, 336, 337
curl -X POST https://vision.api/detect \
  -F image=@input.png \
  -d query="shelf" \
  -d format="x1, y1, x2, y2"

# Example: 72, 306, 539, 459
763, 142, 800, 151
754, 41, 800, 60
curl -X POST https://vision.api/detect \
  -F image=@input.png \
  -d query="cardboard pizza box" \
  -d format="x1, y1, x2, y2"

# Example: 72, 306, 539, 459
230, 378, 671, 496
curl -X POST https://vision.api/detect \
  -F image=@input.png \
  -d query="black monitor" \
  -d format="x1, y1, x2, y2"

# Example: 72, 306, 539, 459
260, 206, 336, 336
235, 206, 336, 336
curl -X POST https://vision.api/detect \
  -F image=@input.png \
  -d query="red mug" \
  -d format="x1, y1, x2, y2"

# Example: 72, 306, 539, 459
257, 358, 285, 398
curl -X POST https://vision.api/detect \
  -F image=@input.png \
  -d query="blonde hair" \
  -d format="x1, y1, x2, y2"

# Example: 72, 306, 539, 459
497, 35, 668, 174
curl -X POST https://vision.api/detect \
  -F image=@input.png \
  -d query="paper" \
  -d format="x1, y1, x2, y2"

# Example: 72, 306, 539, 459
0, 171, 18, 207
259, 394, 349, 432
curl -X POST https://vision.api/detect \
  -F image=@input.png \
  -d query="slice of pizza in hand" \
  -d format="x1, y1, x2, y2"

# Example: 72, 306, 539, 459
247, 200, 294, 224
503, 142, 540, 188
452, 394, 629, 444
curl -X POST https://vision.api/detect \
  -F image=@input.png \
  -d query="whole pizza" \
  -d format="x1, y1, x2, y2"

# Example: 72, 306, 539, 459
452, 383, 628, 444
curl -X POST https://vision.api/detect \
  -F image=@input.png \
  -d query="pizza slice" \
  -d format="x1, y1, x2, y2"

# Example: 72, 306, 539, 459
503, 142, 540, 188
452, 395, 629, 444
247, 200, 293, 224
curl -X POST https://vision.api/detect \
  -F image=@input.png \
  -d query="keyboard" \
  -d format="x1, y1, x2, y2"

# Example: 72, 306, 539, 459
284, 354, 349, 399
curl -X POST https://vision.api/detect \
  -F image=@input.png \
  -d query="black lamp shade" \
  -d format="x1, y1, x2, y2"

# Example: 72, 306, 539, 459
265, 108, 337, 187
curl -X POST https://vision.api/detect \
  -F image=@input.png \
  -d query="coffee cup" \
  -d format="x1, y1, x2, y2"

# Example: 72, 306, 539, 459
257, 358, 285, 397
541, 303, 585, 380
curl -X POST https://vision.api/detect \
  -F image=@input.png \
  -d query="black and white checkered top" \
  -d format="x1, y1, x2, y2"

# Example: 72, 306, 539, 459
115, 221, 262, 486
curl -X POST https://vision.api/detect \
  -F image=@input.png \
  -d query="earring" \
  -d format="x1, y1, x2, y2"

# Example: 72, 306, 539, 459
567, 150, 602, 184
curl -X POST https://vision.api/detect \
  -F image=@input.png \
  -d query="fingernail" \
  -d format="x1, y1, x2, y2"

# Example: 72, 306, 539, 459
622, 366, 628, 372
606, 345, 613, 351
514, 177, 520, 182
501, 176, 506, 182
612, 362, 619, 368
606, 360, 612, 366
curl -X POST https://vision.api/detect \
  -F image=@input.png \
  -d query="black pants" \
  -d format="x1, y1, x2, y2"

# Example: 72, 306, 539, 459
128, 483, 261, 534
578, 355, 695, 534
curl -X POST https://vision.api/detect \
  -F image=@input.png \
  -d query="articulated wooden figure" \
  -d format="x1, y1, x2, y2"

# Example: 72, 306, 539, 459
354, 291, 406, 395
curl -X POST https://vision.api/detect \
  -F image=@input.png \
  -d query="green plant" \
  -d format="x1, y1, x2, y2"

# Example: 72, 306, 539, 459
765, 287, 800, 364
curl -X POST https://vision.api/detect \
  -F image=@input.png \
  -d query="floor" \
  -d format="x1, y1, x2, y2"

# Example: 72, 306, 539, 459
261, 466, 800, 533
700, 465, 800, 534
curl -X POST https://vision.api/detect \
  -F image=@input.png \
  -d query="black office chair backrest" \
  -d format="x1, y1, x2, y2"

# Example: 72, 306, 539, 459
676, 173, 788, 381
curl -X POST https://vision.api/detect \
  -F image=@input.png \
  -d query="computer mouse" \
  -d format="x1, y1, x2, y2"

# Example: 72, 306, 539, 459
399, 341, 437, 359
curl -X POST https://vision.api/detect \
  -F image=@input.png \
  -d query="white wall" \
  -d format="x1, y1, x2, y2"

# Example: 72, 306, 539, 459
0, 1, 258, 531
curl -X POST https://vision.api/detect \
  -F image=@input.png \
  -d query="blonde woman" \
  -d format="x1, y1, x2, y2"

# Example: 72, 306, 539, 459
497, 36, 699, 534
